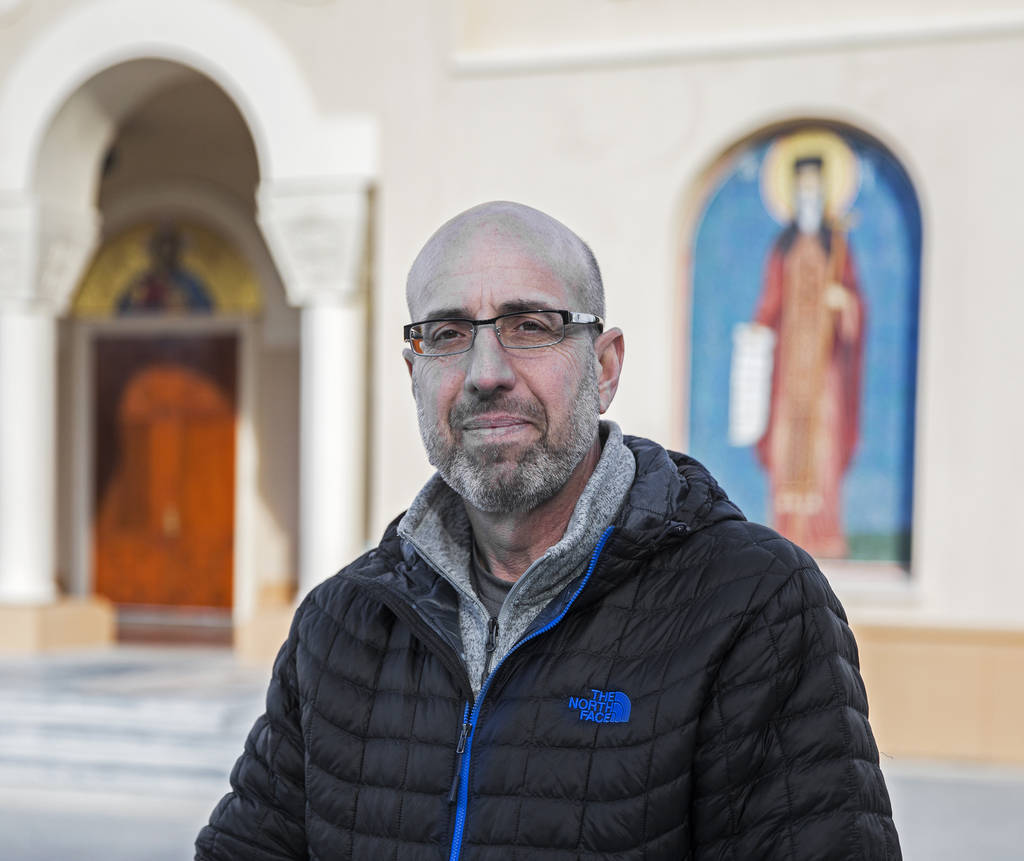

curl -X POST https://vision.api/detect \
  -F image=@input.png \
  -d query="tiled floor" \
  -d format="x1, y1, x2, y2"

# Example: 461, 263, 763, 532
0, 646, 265, 860
0, 646, 1020, 860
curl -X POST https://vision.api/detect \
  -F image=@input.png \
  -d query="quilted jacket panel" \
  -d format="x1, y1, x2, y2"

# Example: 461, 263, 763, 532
196, 436, 900, 860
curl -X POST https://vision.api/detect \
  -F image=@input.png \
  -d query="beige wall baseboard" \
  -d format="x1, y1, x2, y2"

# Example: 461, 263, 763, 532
854, 624, 1024, 765
235, 603, 294, 667
0, 598, 116, 652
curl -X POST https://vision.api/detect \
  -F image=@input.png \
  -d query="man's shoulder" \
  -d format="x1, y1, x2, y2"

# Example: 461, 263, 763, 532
671, 517, 847, 632
617, 433, 821, 569
609, 434, 837, 621
294, 519, 410, 630
616, 433, 745, 538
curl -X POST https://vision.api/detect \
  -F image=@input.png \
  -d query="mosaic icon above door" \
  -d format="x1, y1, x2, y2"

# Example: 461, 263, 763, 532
73, 221, 262, 317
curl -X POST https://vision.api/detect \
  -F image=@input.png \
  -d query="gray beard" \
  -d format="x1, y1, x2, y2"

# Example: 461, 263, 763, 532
415, 360, 600, 514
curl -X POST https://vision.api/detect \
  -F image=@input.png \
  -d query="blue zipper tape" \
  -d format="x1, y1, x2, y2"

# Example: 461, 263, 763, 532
447, 525, 615, 861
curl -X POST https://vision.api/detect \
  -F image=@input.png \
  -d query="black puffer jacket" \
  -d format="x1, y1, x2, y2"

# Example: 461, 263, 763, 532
197, 437, 900, 859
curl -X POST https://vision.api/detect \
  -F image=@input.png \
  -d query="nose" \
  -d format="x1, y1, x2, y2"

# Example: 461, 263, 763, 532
464, 324, 516, 395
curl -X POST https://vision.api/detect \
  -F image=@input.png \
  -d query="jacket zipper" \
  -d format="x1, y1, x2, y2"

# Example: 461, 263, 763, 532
449, 616, 498, 804
480, 616, 499, 689
447, 525, 615, 861
448, 704, 471, 803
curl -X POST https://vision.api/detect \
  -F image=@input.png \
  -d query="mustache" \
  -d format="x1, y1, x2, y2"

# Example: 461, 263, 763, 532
449, 395, 545, 427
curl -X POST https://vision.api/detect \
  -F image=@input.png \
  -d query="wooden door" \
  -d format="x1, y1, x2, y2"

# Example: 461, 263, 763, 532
94, 336, 237, 608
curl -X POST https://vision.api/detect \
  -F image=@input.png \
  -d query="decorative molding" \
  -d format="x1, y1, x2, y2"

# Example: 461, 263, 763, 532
452, 10, 1024, 75
37, 203, 101, 315
0, 195, 99, 314
0, 0, 27, 28
257, 181, 370, 308
0, 196, 38, 310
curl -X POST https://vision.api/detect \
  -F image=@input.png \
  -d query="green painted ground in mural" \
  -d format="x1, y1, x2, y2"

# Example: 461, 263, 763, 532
846, 532, 911, 564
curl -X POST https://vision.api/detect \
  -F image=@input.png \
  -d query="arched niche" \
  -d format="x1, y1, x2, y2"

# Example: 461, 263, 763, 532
684, 120, 922, 572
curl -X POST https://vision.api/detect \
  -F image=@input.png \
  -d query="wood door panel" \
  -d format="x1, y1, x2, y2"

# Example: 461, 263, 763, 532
177, 418, 235, 607
94, 336, 236, 609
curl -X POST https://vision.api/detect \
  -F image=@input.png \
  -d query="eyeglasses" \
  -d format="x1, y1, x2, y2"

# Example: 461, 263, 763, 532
404, 309, 604, 357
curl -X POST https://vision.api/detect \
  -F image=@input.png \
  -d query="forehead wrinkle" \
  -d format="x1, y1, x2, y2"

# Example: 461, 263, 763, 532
419, 298, 563, 322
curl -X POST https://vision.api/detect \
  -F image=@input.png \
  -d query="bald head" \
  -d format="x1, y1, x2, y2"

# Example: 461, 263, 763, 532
406, 201, 605, 319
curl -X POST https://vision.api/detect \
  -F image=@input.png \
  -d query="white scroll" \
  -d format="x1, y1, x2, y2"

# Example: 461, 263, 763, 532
728, 323, 775, 447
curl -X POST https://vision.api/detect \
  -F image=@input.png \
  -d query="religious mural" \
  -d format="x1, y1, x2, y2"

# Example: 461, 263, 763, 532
116, 225, 214, 313
72, 221, 262, 317
688, 125, 921, 566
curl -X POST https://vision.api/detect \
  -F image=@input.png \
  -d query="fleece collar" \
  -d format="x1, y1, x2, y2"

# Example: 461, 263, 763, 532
398, 421, 636, 696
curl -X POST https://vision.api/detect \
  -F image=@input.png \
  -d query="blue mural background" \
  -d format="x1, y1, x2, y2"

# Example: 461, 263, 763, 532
688, 127, 921, 563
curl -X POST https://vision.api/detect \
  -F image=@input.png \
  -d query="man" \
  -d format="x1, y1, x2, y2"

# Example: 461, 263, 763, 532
197, 201, 900, 859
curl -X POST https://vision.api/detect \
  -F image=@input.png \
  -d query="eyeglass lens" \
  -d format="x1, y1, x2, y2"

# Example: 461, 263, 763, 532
413, 311, 565, 355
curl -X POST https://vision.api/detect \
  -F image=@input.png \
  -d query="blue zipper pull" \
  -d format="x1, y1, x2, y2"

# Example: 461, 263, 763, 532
448, 711, 471, 803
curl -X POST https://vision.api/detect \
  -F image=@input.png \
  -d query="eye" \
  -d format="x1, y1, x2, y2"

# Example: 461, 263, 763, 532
422, 321, 472, 348
507, 314, 558, 334
515, 318, 546, 332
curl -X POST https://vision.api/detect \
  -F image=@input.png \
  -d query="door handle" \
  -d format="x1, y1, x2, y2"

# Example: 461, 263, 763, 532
162, 505, 181, 537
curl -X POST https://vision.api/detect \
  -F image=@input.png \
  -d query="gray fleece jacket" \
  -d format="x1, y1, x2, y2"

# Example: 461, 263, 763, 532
397, 420, 636, 697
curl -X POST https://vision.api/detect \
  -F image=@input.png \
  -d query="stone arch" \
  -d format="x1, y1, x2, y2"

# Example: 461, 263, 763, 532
0, 0, 375, 196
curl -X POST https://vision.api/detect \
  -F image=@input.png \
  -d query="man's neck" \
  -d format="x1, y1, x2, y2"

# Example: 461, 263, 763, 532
465, 437, 603, 583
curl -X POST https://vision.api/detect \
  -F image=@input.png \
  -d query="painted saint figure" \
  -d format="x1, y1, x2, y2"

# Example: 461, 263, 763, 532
117, 224, 214, 313
752, 154, 865, 558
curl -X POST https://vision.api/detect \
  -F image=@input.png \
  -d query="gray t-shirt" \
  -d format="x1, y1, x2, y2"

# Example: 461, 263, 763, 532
470, 542, 512, 620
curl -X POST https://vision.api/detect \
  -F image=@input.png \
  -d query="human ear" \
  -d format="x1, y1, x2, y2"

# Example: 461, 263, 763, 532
593, 327, 625, 413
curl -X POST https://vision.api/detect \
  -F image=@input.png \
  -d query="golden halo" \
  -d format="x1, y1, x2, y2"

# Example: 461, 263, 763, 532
759, 129, 859, 225
72, 221, 262, 317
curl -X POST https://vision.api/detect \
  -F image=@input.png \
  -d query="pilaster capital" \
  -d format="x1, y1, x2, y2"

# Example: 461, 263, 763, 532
37, 201, 101, 314
0, 193, 99, 315
0, 196, 38, 311
257, 179, 370, 309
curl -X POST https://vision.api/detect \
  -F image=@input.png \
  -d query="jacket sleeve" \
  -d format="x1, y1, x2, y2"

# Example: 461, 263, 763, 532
195, 602, 309, 860
692, 548, 901, 860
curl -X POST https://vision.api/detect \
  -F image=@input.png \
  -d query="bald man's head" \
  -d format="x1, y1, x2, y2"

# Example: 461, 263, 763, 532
406, 201, 605, 319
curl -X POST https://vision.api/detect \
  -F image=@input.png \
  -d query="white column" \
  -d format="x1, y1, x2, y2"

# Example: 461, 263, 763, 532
0, 306, 57, 603
299, 301, 366, 594
258, 181, 372, 598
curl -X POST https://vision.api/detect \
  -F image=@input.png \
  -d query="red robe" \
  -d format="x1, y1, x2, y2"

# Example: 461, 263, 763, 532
753, 226, 865, 558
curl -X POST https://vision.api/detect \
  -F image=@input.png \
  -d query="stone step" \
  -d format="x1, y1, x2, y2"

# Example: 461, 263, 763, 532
0, 648, 266, 796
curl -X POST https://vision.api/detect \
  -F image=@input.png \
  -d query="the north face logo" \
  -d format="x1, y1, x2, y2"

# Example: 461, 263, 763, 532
568, 689, 631, 723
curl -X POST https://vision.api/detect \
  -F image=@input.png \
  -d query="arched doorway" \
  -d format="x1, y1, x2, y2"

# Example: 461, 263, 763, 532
62, 65, 284, 642
0, 0, 376, 653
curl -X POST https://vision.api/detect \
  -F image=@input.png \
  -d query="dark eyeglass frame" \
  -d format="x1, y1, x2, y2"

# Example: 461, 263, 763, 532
403, 309, 604, 357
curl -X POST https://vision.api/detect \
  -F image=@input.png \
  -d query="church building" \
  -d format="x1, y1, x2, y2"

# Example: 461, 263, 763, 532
0, 0, 1021, 766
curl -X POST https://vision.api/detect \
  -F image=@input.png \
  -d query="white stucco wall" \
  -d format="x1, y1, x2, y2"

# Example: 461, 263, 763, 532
347, 5, 1024, 629
0, 0, 1020, 628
